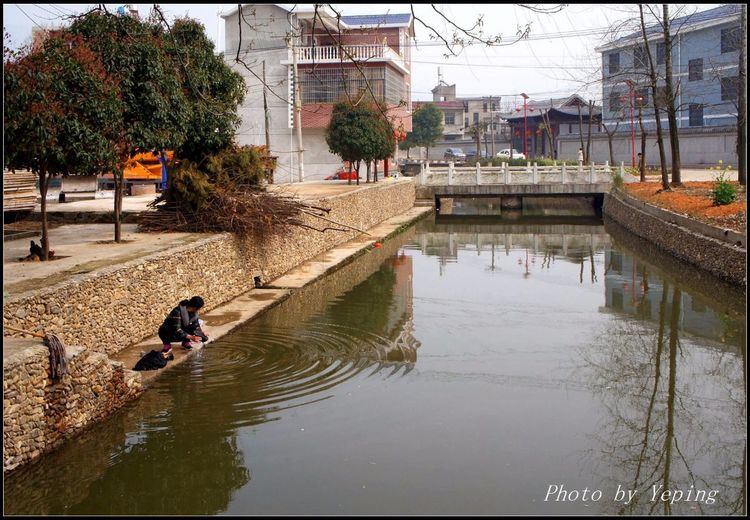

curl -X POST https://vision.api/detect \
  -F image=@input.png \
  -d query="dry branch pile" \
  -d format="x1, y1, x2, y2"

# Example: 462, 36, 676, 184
138, 185, 354, 238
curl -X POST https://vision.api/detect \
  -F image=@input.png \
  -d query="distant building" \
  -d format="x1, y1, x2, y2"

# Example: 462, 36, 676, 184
410, 76, 510, 159
504, 95, 601, 159
222, 4, 413, 181
589, 4, 741, 166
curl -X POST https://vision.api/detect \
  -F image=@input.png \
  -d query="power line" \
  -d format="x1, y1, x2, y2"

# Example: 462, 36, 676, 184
15, 4, 44, 29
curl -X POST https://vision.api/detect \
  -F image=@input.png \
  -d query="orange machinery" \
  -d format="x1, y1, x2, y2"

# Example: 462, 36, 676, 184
123, 150, 174, 180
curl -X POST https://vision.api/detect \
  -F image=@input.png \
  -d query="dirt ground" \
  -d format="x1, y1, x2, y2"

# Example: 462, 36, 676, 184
624, 181, 746, 233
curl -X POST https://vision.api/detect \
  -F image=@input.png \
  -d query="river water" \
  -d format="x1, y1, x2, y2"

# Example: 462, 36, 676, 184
4, 209, 746, 516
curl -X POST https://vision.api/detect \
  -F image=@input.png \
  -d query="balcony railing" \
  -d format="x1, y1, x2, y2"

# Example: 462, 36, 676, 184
293, 44, 407, 72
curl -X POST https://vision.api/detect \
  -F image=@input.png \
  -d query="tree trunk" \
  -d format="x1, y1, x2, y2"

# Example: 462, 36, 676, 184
39, 167, 50, 261
662, 4, 681, 186
577, 104, 586, 163
374, 160, 378, 182
639, 108, 648, 182
355, 160, 360, 186
586, 100, 594, 165
640, 4, 669, 191
113, 170, 124, 243
366, 161, 371, 183
738, 3, 747, 186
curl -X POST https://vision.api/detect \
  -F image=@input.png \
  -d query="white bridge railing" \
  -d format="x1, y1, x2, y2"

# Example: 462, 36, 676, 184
416, 161, 624, 186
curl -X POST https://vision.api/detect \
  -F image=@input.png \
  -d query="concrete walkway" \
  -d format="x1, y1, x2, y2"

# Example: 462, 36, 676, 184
3, 224, 205, 297
112, 206, 432, 385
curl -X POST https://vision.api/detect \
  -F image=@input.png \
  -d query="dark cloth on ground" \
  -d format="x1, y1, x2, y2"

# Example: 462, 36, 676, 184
133, 350, 172, 371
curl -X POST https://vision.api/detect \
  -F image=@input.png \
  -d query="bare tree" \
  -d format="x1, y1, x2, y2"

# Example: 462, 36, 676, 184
639, 4, 669, 190
659, 4, 681, 186
602, 119, 621, 166
577, 102, 587, 163
638, 104, 648, 181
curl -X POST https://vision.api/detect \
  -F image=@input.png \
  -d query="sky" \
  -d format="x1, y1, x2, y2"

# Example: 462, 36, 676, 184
3, 3, 725, 110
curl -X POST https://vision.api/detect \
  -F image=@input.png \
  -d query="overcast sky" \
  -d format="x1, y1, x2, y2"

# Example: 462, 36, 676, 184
3, 3, 724, 109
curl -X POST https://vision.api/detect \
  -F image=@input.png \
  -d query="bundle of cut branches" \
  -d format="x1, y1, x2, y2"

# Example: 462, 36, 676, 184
138, 185, 366, 238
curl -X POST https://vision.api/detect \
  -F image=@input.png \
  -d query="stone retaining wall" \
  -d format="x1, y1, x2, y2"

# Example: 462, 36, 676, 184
3, 180, 416, 356
603, 188, 746, 286
3, 339, 143, 472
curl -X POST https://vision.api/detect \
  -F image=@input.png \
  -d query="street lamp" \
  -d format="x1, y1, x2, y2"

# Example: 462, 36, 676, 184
521, 93, 529, 158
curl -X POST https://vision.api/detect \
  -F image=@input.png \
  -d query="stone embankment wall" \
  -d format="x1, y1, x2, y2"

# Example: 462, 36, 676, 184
3, 180, 415, 358
3, 339, 143, 472
603, 188, 746, 286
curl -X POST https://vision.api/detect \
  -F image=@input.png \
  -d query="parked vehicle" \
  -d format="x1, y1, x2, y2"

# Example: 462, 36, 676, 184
324, 170, 360, 180
496, 148, 526, 160
444, 148, 467, 161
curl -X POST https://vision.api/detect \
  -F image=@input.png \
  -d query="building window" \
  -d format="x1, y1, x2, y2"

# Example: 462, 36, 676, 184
473, 112, 479, 124
633, 45, 648, 69
656, 42, 665, 65
444, 112, 455, 125
464, 117, 469, 128
483, 102, 488, 112
568, 124, 573, 133
721, 26, 740, 53
721, 76, 739, 101
688, 58, 703, 81
688, 104, 703, 127
609, 52, 620, 74
491, 102, 497, 111
609, 90, 622, 112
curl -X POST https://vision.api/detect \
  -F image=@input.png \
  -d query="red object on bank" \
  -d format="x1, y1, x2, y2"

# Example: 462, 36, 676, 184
324, 170, 360, 180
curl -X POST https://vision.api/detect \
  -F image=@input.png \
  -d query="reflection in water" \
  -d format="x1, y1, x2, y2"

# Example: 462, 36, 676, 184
3, 212, 745, 515
580, 276, 746, 515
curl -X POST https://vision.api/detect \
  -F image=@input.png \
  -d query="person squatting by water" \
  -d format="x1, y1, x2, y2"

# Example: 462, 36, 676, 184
159, 296, 209, 352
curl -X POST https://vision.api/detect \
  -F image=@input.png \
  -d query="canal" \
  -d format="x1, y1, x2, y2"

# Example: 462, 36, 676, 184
4, 209, 746, 515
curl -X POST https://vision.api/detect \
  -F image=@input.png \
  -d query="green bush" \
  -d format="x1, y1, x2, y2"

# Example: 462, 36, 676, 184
711, 171, 738, 205
613, 171, 624, 188
166, 161, 213, 212
205, 144, 270, 186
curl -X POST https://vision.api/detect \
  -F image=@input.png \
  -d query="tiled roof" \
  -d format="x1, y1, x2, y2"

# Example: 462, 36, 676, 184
609, 4, 741, 47
340, 13, 412, 27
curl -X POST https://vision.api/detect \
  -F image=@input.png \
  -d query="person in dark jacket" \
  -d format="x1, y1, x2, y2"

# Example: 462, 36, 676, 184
159, 296, 209, 352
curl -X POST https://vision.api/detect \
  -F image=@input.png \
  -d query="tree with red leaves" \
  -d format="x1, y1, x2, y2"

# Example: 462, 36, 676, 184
4, 33, 123, 260
68, 9, 189, 242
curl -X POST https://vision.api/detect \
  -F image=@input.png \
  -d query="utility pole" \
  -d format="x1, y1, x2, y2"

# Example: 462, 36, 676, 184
489, 96, 495, 157
291, 16, 305, 183
262, 60, 271, 153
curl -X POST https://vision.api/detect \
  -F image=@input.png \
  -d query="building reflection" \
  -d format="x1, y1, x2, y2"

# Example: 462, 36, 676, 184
602, 248, 745, 351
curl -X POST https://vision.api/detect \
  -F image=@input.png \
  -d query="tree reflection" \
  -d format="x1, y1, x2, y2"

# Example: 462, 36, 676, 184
579, 277, 746, 515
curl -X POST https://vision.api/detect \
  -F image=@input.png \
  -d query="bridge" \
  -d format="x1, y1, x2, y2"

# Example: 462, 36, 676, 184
414, 161, 621, 205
